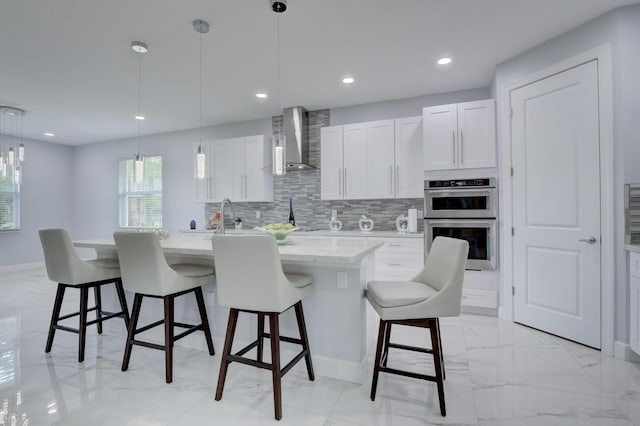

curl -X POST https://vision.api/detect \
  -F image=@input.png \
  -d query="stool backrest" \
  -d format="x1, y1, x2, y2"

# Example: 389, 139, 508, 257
39, 228, 89, 285
414, 236, 469, 317
113, 232, 174, 296
212, 235, 294, 312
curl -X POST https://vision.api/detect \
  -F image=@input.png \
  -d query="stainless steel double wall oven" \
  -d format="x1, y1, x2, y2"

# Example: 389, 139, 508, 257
424, 178, 497, 270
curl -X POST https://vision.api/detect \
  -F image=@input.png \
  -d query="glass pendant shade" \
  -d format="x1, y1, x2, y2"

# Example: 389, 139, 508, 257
18, 143, 24, 162
196, 145, 206, 179
0, 162, 6, 178
134, 154, 144, 183
14, 166, 20, 185
8, 147, 15, 165
272, 134, 286, 176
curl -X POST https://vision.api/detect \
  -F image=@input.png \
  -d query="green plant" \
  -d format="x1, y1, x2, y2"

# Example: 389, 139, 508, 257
234, 217, 242, 223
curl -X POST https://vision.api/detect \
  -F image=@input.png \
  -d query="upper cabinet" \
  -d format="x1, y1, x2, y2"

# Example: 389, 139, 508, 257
195, 135, 273, 203
423, 99, 496, 171
320, 124, 368, 200
321, 116, 422, 200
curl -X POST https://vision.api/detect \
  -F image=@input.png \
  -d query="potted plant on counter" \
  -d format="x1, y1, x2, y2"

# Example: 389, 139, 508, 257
234, 218, 243, 230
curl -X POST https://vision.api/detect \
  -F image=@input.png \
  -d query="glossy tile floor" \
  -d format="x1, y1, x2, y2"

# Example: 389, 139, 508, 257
2, 264, 640, 425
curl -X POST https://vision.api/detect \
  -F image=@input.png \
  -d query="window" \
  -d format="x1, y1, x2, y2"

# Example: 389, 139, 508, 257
118, 156, 162, 228
0, 166, 19, 231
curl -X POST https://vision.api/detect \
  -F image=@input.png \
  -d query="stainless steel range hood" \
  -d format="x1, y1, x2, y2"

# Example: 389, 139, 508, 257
282, 106, 315, 170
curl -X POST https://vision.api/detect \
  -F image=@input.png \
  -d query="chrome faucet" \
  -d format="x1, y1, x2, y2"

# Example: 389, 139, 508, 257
216, 198, 234, 235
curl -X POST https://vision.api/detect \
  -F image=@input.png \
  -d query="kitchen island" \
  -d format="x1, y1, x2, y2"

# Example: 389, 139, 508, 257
74, 235, 382, 384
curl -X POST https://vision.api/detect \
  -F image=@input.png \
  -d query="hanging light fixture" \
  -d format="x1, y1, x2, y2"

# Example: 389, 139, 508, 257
131, 41, 148, 184
271, 0, 287, 176
0, 105, 27, 184
193, 19, 209, 180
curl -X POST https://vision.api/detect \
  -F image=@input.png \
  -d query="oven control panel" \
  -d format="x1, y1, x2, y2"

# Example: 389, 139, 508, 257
425, 178, 496, 189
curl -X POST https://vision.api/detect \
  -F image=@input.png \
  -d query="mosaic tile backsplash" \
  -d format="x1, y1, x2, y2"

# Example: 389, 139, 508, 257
205, 109, 424, 232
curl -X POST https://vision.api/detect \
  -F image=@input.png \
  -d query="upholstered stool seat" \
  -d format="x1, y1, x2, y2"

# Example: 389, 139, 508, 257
39, 228, 130, 362
366, 236, 469, 416
114, 232, 215, 383
212, 235, 314, 420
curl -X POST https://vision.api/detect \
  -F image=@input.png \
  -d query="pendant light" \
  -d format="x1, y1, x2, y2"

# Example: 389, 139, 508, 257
0, 105, 27, 183
131, 41, 148, 184
193, 19, 209, 180
271, 0, 287, 176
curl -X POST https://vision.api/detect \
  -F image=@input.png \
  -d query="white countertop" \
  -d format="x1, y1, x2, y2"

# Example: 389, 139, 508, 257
179, 229, 423, 239
626, 244, 640, 253
74, 235, 383, 265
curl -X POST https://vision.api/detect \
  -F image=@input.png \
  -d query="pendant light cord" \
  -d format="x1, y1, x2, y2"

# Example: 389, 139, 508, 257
199, 29, 203, 145
277, 13, 281, 115
137, 50, 142, 156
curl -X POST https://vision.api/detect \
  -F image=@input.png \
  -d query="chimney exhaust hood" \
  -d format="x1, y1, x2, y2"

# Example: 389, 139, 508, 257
281, 106, 315, 171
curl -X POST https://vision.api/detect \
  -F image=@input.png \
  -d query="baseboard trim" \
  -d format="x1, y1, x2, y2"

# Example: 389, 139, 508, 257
614, 341, 640, 363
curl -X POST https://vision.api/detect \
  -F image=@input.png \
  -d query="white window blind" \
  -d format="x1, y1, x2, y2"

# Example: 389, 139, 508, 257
0, 165, 19, 231
118, 155, 163, 228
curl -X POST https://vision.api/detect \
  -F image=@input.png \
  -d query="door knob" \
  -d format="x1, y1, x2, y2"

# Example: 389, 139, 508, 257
577, 236, 597, 244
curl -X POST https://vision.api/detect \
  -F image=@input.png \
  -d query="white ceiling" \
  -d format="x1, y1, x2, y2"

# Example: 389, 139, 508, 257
0, 0, 638, 146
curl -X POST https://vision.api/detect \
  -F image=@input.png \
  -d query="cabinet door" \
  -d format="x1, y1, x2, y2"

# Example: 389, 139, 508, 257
230, 137, 245, 200
212, 139, 234, 201
321, 126, 344, 200
366, 120, 395, 199
423, 103, 457, 171
394, 116, 423, 198
243, 135, 267, 201
342, 123, 368, 199
457, 99, 496, 169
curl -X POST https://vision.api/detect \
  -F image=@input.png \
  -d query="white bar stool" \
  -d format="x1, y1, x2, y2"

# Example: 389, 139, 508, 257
366, 236, 469, 416
212, 234, 314, 421
39, 228, 130, 362
113, 232, 215, 383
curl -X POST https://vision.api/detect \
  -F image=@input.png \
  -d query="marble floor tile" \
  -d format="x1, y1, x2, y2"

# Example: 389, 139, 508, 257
2, 264, 640, 425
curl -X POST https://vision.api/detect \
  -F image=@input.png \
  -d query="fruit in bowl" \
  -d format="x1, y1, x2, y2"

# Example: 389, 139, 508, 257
256, 223, 298, 241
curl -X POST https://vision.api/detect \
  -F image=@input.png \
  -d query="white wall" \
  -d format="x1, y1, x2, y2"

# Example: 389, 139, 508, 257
0, 137, 74, 266
492, 4, 640, 344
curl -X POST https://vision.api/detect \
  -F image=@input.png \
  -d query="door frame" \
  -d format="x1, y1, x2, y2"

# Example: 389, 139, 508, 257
498, 44, 614, 355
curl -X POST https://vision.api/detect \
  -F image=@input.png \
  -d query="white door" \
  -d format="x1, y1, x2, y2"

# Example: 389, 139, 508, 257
243, 135, 265, 201
230, 137, 245, 200
320, 126, 343, 200
366, 120, 395, 199
423, 103, 457, 171
212, 139, 233, 202
511, 60, 601, 348
457, 99, 496, 169
395, 116, 423, 198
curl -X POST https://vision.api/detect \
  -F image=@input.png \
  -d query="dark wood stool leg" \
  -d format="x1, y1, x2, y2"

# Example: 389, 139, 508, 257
115, 279, 130, 328
94, 285, 103, 334
122, 293, 142, 372
382, 322, 392, 367
216, 308, 239, 401
429, 319, 446, 416
370, 319, 387, 401
194, 287, 215, 355
164, 295, 175, 384
269, 313, 283, 420
294, 301, 314, 381
46, 284, 66, 353
257, 313, 265, 362
78, 286, 89, 362
436, 318, 445, 380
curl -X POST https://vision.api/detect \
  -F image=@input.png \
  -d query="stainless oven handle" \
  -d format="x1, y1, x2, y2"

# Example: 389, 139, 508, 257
428, 189, 494, 196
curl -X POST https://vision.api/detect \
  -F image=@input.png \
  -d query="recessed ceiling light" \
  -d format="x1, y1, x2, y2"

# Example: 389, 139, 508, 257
44, 132, 55, 137
135, 115, 145, 120
256, 92, 268, 99
437, 57, 452, 65
342, 76, 355, 84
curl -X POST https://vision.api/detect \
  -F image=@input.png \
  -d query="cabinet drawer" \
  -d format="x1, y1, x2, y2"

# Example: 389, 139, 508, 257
370, 238, 423, 254
375, 253, 423, 270
631, 252, 640, 278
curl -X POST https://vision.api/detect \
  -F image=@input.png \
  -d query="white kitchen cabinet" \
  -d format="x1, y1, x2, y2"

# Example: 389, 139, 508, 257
630, 252, 640, 355
320, 124, 367, 200
423, 99, 496, 171
204, 135, 272, 203
322, 116, 422, 200
368, 237, 424, 281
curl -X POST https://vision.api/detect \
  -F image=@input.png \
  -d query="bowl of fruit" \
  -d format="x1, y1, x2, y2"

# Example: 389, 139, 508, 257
256, 223, 299, 244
